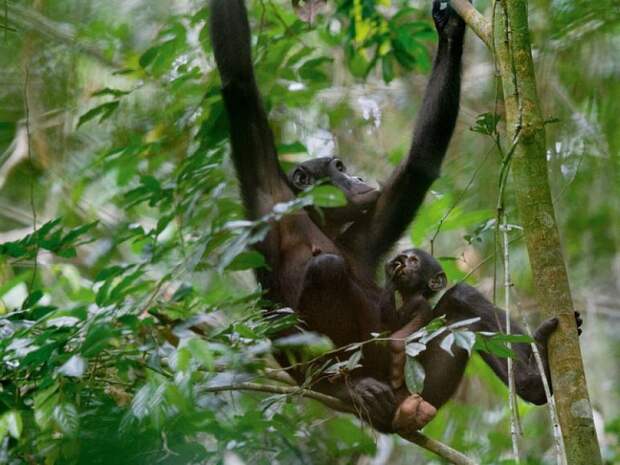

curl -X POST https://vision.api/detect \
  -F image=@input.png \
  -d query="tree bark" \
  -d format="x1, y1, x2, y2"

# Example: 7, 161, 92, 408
491, 1, 602, 464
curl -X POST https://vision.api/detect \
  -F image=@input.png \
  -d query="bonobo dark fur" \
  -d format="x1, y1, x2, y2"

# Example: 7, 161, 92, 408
209, 0, 572, 433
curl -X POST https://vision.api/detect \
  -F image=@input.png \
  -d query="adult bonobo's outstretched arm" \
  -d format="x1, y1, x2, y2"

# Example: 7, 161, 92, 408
364, 1, 467, 264
209, 0, 294, 219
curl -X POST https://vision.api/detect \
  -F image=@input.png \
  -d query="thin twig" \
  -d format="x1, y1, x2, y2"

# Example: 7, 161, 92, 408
512, 293, 567, 465
22, 61, 38, 289
206, 382, 478, 465
429, 147, 493, 255
500, 213, 522, 462
7, 2, 120, 67
449, 0, 492, 48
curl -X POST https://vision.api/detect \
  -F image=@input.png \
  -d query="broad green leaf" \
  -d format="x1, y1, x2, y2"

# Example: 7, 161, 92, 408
226, 250, 267, 271
34, 383, 60, 430
404, 356, 426, 394
440, 332, 455, 355
304, 185, 347, 208
21, 290, 43, 309
454, 331, 476, 355
139, 46, 159, 68
1, 411, 23, 439
58, 355, 87, 377
77, 101, 120, 128
53, 404, 79, 436
82, 325, 116, 357
186, 338, 214, 370
346, 350, 363, 371
405, 341, 426, 358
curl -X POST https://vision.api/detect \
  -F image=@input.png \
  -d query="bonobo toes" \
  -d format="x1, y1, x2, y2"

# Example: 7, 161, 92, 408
351, 378, 397, 433
535, 311, 583, 341
392, 394, 437, 434
575, 311, 583, 335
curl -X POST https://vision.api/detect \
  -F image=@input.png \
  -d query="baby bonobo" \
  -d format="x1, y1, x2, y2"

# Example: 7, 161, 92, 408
382, 248, 447, 431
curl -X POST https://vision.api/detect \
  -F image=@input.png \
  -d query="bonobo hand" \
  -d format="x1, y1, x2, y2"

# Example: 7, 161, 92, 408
432, 0, 469, 37
535, 311, 584, 342
350, 378, 396, 433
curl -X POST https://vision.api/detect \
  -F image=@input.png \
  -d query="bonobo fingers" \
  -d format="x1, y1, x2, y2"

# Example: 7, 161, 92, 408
392, 394, 437, 434
575, 311, 583, 336
352, 378, 396, 432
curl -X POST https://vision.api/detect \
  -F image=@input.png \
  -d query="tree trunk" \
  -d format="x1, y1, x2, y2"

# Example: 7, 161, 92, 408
492, 1, 602, 464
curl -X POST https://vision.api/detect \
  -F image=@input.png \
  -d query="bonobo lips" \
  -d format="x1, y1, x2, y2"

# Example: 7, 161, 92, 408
388, 260, 405, 279
350, 187, 380, 207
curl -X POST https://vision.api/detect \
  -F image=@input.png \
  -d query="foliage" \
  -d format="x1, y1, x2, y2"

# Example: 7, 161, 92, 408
0, 0, 618, 464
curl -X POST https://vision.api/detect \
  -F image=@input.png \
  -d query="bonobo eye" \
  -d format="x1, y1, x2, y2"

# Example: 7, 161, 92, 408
334, 159, 346, 172
293, 169, 312, 186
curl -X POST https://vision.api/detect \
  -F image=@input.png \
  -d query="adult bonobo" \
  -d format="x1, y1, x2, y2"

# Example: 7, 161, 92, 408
208, 0, 562, 433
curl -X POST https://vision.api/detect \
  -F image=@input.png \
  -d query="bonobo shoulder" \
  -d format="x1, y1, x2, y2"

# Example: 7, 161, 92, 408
440, 282, 487, 308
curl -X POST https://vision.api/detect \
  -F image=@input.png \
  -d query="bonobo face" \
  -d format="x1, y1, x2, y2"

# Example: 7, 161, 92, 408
386, 248, 447, 297
288, 157, 380, 220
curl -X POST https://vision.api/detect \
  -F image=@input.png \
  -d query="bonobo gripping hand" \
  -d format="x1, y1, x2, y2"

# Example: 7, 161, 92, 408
432, 0, 469, 37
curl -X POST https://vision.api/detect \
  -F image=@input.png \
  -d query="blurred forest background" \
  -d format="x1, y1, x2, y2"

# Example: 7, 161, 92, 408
0, 0, 618, 464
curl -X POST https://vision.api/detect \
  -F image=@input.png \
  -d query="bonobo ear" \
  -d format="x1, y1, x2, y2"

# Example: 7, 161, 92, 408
428, 271, 447, 293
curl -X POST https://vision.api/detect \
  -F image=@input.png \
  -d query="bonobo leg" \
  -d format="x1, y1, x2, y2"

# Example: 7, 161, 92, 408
295, 254, 397, 432
433, 283, 581, 406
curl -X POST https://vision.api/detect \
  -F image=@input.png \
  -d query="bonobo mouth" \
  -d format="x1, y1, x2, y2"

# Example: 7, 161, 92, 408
387, 260, 405, 280
349, 187, 380, 208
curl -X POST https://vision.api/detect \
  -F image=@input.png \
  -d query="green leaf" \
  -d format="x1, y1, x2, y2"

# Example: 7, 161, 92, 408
405, 342, 426, 358
404, 356, 426, 394
92, 87, 131, 98
22, 290, 43, 309
0, 411, 23, 439
346, 350, 362, 371
94, 265, 126, 282
454, 331, 476, 355
77, 101, 120, 128
139, 46, 159, 68
34, 383, 60, 429
440, 332, 455, 355
471, 112, 501, 136
53, 404, 79, 436
58, 355, 87, 377
186, 338, 214, 370
381, 55, 395, 83
304, 185, 347, 207
82, 325, 116, 357
226, 250, 267, 271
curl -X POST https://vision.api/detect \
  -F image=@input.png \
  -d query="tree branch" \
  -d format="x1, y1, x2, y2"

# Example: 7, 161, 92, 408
450, 0, 492, 49
206, 382, 478, 465
7, 3, 121, 68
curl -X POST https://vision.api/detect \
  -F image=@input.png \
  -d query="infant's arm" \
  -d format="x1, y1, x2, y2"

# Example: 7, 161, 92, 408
390, 295, 434, 389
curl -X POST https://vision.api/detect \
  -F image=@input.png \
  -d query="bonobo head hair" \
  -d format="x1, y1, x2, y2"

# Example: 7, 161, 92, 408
385, 248, 447, 298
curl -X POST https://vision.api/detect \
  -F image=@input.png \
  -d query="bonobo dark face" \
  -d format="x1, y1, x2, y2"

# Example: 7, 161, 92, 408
386, 248, 447, 298
288, 157, 380, 222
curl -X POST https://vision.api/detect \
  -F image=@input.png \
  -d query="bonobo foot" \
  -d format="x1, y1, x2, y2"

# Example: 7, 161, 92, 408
392, 394, 437, 434
350, 378, 396, 433
535, 311, 583, 342
432, 0, 469, 37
